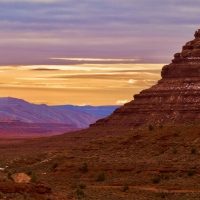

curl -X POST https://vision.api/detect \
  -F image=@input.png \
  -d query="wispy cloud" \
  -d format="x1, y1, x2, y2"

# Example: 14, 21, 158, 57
0, 0, 199, 65
116, 100, 129, 105
128, 79, 137, 84
51, 57, 137, 62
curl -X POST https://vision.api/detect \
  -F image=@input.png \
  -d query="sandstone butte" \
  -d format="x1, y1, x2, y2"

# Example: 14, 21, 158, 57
89, 29, 200, 134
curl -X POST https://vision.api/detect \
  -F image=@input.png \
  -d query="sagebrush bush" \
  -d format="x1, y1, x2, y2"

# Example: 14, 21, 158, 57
191, 147, 196, 154
172, 148, 177, 154
79, 163, 88, 173
30, 173, 37, 183
148, 124, 154, 131
52, 163, 58, 169
122, 184, 129, 192
97, 172, 105, 181
79, 183, 86, 189
75, 189, 85, 197
188, 169, 195, 176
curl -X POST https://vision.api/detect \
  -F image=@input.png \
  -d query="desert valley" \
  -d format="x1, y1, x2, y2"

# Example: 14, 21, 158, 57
1, 29, 200, 200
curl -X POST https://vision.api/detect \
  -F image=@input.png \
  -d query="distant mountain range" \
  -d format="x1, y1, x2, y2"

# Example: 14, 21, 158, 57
52, 105, 119, 118
0, 97, 119, 135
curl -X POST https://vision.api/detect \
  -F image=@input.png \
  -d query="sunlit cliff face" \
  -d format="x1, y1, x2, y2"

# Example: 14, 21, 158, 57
0, 61, 163, 105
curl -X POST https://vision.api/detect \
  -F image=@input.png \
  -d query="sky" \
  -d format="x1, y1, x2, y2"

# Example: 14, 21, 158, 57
0, 0, 200, 105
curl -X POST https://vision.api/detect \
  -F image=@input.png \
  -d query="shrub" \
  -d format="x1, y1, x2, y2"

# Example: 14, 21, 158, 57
148, 124, 154, 131
122, 183, 129, 192
191, 147, 196, 154
70, 182, 78, 189
163, 174, 169, 180
0, 192, 4, 198
188, 169, 195, 176
45, 196, 52, 200
52, 163, 58, 169
7, 172, 12, 180
30, 173, 37, 183
156, 191, 167, 198
79, 163, 88, 173
172, 131, 179, 137
26, 170, 32, 176
74, 189, 85, 197
79, 183, 86, 189
152, 175, 160, 184
136, 170, 142, 174
172, 148, 177, 154
159, 124, 163, 129
97, 172, 105, 181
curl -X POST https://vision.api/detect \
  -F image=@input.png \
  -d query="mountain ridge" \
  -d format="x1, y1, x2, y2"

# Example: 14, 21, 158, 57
0, 97, 118, 135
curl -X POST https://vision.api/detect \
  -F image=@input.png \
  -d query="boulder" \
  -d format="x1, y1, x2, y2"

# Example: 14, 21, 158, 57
11, 173, 31, 183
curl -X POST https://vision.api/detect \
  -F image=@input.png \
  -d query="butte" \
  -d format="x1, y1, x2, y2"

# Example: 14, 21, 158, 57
89, 29, 200, 135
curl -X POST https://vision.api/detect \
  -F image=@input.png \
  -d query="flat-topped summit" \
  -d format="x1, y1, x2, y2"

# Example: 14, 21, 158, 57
91, 29, 200, 133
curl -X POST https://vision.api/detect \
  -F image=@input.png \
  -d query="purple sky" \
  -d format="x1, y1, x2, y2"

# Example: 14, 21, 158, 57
0, 0, 199, 66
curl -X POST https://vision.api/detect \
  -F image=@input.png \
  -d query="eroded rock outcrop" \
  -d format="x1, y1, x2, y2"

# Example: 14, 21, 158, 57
91, 29, 200, 132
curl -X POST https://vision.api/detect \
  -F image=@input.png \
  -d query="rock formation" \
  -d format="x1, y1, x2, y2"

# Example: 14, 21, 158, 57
91, 29, 200, 132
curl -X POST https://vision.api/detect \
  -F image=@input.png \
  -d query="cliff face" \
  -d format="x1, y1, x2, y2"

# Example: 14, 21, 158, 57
91, 29, 200, 132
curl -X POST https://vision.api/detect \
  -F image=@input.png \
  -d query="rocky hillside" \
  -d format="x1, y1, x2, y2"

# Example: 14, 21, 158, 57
1, 29, 200, 200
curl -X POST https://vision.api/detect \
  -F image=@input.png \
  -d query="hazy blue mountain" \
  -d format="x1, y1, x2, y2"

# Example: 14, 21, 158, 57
0, 97, 119, 135
53, 105, 120, 117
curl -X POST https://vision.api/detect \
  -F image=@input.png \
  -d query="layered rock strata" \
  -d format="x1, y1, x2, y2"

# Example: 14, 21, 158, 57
91, 29, 200, 131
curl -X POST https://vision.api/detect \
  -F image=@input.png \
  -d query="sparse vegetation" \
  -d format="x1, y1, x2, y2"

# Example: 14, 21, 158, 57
97, 172, 105, 181
152, 173, 170, 184
71, 182, 78, 189
7, 172, 12, 180
79, 183, 86, 189
163, 174, 169, 180
52, 163, 58, 169
0, 192, 4, 198
191, 147, 196, 154
159, 124, 163, 129
74, 189, 85, 198
172, 131, 180, 137
30, 173, 37, 183
173, 148, 177, 154
148, 124, 154, 131
136, 169, 142, 174
45, 196, 52, 200
188, 169, 195, 176
122, 183, 129, 192
160, 150, 165, 154
156, 190, 168, 198
152, 175, 160, 184
26, 170, 32, 176
79, 163, 88, 173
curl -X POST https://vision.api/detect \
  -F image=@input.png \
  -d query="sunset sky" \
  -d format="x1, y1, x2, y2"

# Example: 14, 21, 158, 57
0, 0, 199, 105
